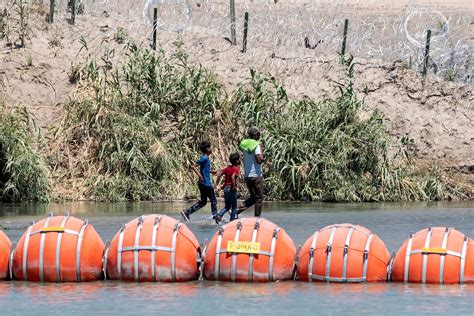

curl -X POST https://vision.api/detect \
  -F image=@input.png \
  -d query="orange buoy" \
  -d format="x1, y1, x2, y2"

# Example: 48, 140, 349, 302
203, 217, 296, 282
297, 223, 390, 282
12, 213, 105, 282
106, 215, 200, 282
0, 230, 11, 280
391, 227, 474, 284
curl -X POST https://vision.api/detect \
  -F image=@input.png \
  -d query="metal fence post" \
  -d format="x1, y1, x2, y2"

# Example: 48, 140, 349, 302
230, 0, 236, 45
422, 29, 432, 76
341, 19, 349, 55
49, 0, 54, 23
152, 8, 158, 50
68, 0, 76, 25
242, 12, 249, 53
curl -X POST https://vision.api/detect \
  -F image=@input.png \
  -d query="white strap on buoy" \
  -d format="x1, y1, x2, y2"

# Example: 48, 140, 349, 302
325, 225, 338, 281
231, 221, 243, 282
214, 227, 224, 281
438, 227, 450, 284
170, 223, 181, 282
39, 213, 53, 282
248, 219, 262, 282
268, 227, 280, 282
117, 225, 126, 280
102, 240, 110, 280
459, 237, 468, 284
75, 219, 89, 282
404, 233, 414, 283
22, 221, 34, 281
133, 216, 144, 281
55, 213, 70, 282
308, 231, 319, 282
421, 227, 433, 284
151, 216, 161, 281
342, 226, 355, 282
362, 233, 374, 282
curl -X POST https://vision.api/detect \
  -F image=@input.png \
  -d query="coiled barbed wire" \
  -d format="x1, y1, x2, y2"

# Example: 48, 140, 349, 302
17, 0, 473, 84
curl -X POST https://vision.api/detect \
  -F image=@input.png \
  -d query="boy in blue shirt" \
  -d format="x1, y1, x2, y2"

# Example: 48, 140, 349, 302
181, 140, 217, 221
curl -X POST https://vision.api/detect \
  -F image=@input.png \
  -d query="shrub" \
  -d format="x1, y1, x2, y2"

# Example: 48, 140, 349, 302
0, 106, 50, 202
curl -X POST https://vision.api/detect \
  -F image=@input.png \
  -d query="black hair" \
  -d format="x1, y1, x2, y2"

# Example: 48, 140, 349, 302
229, 152, 240, 165
199, 140, 212, 154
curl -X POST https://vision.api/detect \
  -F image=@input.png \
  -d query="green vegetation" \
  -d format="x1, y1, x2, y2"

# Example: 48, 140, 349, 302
47, 42, 467, 202
0, 106, 50, 202
2, 0, 32, 48
50, 41, 222, 201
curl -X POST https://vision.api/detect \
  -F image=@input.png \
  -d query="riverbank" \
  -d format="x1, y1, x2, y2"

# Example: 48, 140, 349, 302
0, 1, 472, 202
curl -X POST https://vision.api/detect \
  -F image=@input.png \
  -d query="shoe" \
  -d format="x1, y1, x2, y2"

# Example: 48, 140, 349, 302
181, 211, 190, 222
214, 215, 222, 224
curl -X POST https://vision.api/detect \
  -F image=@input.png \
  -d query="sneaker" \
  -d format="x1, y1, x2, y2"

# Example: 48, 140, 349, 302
181, 211, 190, 222
214, 215, 222, 224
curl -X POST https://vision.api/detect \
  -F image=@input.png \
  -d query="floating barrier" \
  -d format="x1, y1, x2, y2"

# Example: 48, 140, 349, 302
0, 230, 11, 280
391, 227, 474, 284
203, 217, 296, 282
297, 224, 390, 282
105, 215, 200, 282
12, 213, 104, 282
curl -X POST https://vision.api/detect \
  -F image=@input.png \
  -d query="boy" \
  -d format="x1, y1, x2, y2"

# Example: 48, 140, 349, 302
181, 140, 217, 222
214, 153, 241, 223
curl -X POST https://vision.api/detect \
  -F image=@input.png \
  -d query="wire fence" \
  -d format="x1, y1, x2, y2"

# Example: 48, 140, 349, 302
4, 0, 473, 84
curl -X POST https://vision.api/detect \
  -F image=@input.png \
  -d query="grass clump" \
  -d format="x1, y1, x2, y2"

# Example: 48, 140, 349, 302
229, 55, 464, 201
51, 41, 223, 201
0, 106, 50, 202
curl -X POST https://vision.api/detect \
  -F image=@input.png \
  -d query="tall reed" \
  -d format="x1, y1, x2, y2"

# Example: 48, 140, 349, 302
0, 106, 50, 202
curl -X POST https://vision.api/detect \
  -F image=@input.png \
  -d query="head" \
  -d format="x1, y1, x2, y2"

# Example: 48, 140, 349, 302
199, 140, 212, 155
247, 126, 261, 140
229, 152, 240, 166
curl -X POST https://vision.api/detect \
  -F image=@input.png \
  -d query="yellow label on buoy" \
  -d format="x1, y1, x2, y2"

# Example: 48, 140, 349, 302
421, 247, 447, 254
227, 241, 260, 254
41, 227, 65, 233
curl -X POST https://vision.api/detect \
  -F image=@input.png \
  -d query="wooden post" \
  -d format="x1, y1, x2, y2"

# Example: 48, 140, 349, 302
422, 29, 432, 76
229, 0, 236, 45
341, 18, 349, 55
49, 0, 54, 23
152, 8, 158, 50
242, 12, 249, 53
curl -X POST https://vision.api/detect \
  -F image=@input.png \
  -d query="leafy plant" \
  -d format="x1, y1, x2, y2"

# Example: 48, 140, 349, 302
0, 106, 50, 202
443, 67, 457, 81
114, 27, 127, 44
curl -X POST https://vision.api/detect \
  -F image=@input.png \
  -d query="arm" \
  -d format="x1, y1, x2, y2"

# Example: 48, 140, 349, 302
215, 170, 224, 189
190, 164, 204, 183
255, 145, 265, 164
231, 173, 237, 191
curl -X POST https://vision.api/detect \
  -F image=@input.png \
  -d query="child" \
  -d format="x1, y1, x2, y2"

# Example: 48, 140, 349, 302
181, 140, 217, 222
214, 153, 241, 223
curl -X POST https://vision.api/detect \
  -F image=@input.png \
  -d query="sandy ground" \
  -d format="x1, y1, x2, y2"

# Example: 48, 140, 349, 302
0, 0, 473, 187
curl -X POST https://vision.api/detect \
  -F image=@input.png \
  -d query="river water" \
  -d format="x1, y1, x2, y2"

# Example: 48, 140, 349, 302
0, 201, 473, 314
